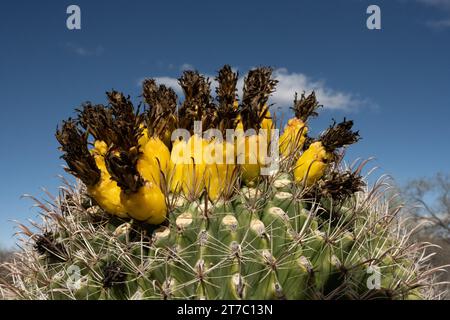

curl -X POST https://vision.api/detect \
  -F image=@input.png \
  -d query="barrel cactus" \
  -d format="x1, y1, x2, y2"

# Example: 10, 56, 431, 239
0, 65, 442, 300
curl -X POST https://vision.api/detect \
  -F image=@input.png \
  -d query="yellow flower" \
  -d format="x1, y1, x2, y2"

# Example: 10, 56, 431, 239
169, 139, 187, 193
169, 135, 208, 198
138, 127, 150, 148
260, 107, 273, 141
92, 140, 108, 156
294, 141, 329, 187
88, 143, 127, 218
183, 135, 208, 198
279, 118, 308, 158
204, 140, 236, 201
120, 182, 167, 224
137, 137, 170, 188
87, 177, 127, 218
237, 134, 268, 186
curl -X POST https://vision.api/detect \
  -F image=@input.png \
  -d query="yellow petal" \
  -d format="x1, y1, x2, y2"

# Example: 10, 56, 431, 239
279, 118, 307, 159
294, 141, 329, 186
121, 182, 167, 224
205, 141, 236, 201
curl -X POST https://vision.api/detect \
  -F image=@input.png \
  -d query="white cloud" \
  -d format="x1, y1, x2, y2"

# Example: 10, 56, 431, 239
155, 76, 184, 92
140, 76, 182, 92
269, 68, 361, 111
138, 68, 365, 112
65, 42, 104, 56
180, 63, 195, 71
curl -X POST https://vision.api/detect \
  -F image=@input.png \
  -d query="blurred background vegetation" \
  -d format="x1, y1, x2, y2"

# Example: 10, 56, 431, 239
402, 172, 450, 299
0, 246, 12, 286
0, 172, 449, 299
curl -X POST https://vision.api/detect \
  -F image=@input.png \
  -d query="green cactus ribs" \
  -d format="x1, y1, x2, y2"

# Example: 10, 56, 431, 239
0, 171, 438, 300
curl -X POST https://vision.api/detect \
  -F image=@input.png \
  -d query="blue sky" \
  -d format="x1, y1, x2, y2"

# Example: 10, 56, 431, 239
0, 0, 449, 247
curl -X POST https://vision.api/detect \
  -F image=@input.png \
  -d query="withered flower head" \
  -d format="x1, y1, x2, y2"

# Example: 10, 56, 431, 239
178, 70, 216, 132
102, 261, 126, 289
215, 64, 240, 134
55, 119, 101, 186
291, 91, 322, 122
34, 231, 66, 262
105, 147, 144, 194
240, 67, 278, 132
77, 102, 116, 145
106, 90, 144, 151
317, 170, 365, 201
320, 119, 360, 152
142, 79, 178, 137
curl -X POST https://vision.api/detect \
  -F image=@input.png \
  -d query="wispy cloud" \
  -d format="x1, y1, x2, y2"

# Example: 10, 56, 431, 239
65, 42, 105, 56
180, 63, 195, 71
425, 18, 450, 28
417, 0, 450, 9
138, 67, 366, 112
413, 0, 450, 28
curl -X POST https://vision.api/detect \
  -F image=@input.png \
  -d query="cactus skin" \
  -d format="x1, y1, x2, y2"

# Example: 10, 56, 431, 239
0, 172, 439, 300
